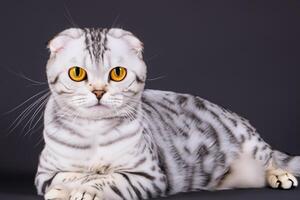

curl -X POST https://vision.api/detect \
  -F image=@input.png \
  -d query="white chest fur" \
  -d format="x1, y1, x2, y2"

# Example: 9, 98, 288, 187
46, 117, 144, 173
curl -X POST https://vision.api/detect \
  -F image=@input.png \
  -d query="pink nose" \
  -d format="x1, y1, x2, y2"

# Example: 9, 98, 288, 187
92, 90, 105, 100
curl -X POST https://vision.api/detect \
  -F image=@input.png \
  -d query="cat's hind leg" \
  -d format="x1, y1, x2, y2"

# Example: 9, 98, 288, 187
266, 167, 298, 189
266, 150, 300, 189
217, 153, 267, 189
218, 154, 299, 190
218, 151, 299, 190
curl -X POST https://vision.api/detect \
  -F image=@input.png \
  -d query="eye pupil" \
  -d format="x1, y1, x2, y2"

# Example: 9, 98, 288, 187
115, 67, 121, 76
75, 67, 80, 76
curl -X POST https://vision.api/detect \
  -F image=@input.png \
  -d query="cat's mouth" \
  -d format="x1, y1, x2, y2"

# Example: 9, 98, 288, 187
88, 102, 110, 109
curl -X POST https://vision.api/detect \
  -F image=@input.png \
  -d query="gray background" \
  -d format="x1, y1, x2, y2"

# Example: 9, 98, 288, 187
0, 0, 299, 199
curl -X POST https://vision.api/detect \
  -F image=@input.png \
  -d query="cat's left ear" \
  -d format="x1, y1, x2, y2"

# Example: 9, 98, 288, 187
108, 28, 144, 59
47, 28, 83, 54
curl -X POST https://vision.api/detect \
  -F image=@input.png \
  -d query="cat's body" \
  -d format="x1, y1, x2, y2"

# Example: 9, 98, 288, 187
35, 28, 299, 200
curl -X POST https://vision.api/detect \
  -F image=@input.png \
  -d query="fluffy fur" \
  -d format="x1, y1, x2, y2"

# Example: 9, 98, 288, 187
35, 28, 299, 200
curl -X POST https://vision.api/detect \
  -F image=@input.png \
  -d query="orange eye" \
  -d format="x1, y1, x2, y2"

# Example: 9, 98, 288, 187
68, 66, 87, 82
109, 66, 127, 82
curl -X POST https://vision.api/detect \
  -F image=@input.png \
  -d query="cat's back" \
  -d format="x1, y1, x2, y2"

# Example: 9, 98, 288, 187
141, 89, 259, 146
142, 89, 245, 124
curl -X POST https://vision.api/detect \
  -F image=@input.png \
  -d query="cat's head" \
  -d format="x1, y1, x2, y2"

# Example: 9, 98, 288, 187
46, 28, 146, 119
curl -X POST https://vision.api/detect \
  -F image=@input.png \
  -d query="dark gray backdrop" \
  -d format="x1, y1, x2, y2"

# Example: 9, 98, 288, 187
0, 0, 299, 199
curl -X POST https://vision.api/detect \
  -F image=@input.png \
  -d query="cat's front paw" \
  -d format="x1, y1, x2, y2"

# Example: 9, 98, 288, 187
45, 185, 102, 200
45, 185, 69, 200
69, 189, 101, 200
267, 169, 298, 189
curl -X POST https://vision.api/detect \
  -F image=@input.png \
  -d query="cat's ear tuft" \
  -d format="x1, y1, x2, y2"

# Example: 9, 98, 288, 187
47, 28, 83, 53
108, 28, 144, 58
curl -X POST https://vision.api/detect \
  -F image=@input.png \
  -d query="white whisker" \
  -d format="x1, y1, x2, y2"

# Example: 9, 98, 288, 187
3, 89, 49, 115
7, 91, 50, 134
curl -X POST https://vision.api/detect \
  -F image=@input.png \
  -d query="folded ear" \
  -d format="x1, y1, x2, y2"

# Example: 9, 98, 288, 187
48, 28, 83, 53
108, 28, 144, 58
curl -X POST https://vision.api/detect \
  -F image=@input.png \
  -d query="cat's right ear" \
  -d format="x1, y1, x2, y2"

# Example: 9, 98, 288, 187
47, 28, 83, 53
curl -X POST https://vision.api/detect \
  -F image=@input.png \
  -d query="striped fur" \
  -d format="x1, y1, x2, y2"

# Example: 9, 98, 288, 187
35, 28, 300, 199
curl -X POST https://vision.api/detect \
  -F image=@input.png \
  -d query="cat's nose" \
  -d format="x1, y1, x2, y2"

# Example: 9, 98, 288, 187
92, 90, 105, 100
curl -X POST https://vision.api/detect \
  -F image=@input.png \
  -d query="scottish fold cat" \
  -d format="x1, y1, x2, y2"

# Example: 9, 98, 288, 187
35, 28, 299, 200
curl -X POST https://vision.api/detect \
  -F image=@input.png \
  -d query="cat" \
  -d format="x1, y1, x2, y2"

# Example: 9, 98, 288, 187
35, 27, 299, 200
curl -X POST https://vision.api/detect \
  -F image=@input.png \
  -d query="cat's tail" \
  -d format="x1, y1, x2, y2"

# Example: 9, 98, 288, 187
272, 150, 300, 176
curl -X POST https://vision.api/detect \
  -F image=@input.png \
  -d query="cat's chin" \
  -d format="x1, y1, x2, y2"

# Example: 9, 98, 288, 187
76, 108, 113, 120
81, 103, 119, 118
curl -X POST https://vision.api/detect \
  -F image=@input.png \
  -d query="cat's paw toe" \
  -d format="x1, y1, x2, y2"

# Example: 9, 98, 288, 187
267, 169, 298, 189
45, 185, 69, 200
69, 189, 101, 200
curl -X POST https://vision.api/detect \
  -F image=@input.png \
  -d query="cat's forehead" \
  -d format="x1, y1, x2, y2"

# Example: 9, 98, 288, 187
83, 28, 109, 62
81, 28, 132, 66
